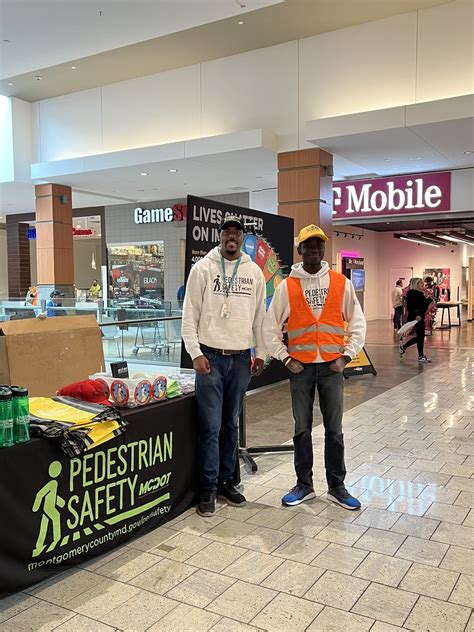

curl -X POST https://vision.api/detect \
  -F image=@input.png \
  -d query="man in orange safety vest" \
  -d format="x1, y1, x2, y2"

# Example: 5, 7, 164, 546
264, 224, 366, 510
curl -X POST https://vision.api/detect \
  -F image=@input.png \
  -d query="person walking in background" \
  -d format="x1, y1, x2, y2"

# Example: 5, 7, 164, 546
182, 216, 266, 517
399, 278, 433, 363
263, 224, 366, 510
89, 280, 101, 300
391, 279, 403, 331
25, 286, 38, 307
177, 285, 185, 302
45, 290, 65, 317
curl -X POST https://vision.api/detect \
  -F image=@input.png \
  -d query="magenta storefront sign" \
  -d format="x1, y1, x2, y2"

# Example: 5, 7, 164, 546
333, 171, 451, 220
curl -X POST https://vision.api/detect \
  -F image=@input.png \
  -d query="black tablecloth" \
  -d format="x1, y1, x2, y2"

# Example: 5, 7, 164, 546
0, 395, 198, 595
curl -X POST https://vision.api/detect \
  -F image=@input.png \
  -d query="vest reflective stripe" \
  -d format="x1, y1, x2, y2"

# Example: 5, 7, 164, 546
320, 344, 345, 353
286, 271, 346, 363
288, 343, 318, 353
318, 324, 346, 335
287, 325, 317, 341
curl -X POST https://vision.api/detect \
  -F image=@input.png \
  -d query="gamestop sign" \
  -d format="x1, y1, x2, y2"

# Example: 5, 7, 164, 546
333, 172, 451, 219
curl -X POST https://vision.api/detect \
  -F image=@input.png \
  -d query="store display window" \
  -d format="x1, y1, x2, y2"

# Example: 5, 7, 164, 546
108, 243, 164, 303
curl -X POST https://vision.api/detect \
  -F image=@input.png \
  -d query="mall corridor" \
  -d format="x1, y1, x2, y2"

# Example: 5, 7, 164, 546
0, 324, 472, 631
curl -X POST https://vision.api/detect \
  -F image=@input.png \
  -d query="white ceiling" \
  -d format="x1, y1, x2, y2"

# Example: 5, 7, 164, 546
2, 130, 278, 214
39, 147, 277, 204
306, 94, 474, 178
0, 180, 125, 215
0, 0, 282, 79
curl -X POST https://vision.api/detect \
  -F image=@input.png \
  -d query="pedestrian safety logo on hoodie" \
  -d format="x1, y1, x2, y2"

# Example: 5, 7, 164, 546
212, 274, 254, 298
304, 286, 329, 309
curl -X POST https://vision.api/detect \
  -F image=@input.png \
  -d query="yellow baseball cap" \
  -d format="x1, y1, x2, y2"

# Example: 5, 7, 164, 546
295, 224, 328, 247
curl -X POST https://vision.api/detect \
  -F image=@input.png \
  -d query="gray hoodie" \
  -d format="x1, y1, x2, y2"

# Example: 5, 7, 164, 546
263, 261, 366, 363
182, 246, 267, 360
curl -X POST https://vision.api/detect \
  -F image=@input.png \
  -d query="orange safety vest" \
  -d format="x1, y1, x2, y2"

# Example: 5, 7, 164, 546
286, 271, 346, 363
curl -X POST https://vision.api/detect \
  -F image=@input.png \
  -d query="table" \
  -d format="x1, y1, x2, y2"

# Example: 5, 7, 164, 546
0, 395, 198, 595
437, 302, 462, 329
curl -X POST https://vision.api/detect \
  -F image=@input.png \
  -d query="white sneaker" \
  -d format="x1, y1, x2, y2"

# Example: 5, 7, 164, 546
418, 355, 432, 363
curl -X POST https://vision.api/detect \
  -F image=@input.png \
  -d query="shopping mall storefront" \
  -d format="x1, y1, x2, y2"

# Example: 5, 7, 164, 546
330, 169, 474, 322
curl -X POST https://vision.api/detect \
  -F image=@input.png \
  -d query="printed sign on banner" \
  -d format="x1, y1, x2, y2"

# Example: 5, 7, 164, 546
333, 171, 451, 220
0, 397, 198, 594
183, 195, 294, 389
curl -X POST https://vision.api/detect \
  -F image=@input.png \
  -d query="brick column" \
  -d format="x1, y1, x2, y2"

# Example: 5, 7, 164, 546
35, 183, 75, 298
277, 148, 333, 264
6, 218, 31, 298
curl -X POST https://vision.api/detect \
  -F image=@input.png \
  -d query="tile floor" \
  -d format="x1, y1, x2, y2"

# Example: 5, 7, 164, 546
1, 348, 473, 631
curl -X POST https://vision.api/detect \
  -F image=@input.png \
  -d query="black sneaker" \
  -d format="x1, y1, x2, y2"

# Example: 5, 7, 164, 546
326, 486, 361, 510
217, 481, 246, 506
197, 490, 216, 517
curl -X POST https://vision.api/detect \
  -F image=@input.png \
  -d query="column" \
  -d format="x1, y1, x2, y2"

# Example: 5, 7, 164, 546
35, 183, 75, 298
277, 148, 333, 264
6, 218, 31, 298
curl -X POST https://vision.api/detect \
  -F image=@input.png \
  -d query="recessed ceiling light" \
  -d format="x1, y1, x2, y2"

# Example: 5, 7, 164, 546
137, 189, 145, 192
168, 169, 178, 173
409, 156, 422, 161
7, 82, 13, 86
139, 172, 149, 176
238, 21, 244, 25
464, 150, 473, 155
71, 66, 77, 70
35, 75, 42, 81
256, 176, 263, 179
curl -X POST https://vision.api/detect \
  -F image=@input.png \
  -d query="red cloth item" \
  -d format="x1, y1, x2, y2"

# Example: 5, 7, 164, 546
57, 379, 111, 406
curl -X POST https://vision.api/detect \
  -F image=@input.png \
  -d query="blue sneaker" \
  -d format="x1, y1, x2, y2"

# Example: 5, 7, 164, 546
281, 486, 316, 506
326, 487, 361, 510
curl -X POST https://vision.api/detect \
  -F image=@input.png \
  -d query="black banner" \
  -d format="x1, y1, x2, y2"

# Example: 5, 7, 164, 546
182, 195, 294, 389
0, 396, 198, 595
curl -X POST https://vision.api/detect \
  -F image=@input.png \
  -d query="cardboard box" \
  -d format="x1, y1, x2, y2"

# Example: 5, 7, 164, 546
0, 315, 105, 396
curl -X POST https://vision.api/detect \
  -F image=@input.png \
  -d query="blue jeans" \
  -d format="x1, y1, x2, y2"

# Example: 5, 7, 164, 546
195, 348, 251, 491
290, 362, 346, 491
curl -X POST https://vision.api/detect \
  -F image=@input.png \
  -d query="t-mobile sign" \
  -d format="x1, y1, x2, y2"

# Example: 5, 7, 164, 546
333, 172, 451, 219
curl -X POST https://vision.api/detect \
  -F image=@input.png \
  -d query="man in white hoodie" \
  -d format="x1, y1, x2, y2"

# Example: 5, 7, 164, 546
182, 216, 266, 517
264, 224, 366, 510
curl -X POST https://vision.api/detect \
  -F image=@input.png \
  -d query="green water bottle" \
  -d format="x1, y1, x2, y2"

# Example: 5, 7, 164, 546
11, 386, 30, 444
0, 387, 14, 448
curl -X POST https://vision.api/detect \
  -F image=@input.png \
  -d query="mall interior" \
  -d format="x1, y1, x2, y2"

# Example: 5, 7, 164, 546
0, 0, 473, 630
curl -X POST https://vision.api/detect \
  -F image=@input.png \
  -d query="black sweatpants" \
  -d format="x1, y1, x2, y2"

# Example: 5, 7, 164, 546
402, 319, 425, 356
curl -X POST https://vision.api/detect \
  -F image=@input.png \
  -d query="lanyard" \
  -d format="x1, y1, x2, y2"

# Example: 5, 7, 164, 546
220, 253, 241, 298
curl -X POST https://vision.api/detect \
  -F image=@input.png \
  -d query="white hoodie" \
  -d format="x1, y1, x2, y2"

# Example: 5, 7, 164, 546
264, 261, 367, 363
182, 246, 266, 360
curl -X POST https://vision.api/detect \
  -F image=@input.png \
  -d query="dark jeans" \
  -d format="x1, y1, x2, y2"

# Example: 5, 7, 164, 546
289, 362, 346, 491
195, 348, 251, 492
393, 306, 403, 330
402, 319, 425, 356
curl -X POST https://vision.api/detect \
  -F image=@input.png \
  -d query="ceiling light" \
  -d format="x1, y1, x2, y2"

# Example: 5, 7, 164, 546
238, 20, 244, 25
168, 169, 178, 173
383, 159, 390, 162
409, 156, 422, 161
419, 233, 447, 245
139, 172, 149, 176
463, 151, 473, 155
71, 66, 77, 70
7, 82, 13, 86
35, 75, 42, 81
396, 234, 440, 248
439, 233, 474, 246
